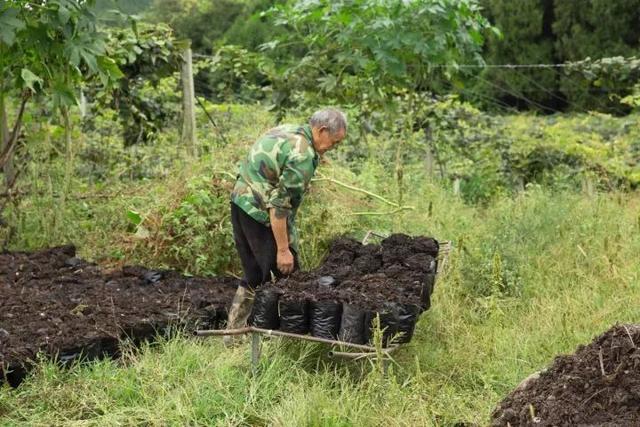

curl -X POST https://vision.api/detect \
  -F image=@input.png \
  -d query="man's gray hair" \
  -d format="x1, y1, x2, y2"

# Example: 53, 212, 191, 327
309, 108, 347, 135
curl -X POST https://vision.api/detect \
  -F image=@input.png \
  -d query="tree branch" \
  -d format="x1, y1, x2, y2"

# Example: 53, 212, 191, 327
0, 92, 30, 170
312, 174, 401, 208
348, 206, 415, 216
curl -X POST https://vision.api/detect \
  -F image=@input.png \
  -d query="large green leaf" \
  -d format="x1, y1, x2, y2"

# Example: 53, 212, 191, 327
126, 209, 143, 226
96, 56, 124, 85
52, 81, 77, 107
0, 9, 25, 46
20, 68, 43, 92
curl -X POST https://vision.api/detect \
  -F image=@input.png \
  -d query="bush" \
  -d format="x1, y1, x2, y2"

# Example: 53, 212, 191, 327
162, 175, 239, 276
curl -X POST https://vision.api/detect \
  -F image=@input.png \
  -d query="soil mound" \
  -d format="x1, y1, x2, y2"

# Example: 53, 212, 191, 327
253, 234, 440, 345
0, 246, 238, 386
492, 324, 640, 427
1, 233, 440, 386
278, 234, 438, 307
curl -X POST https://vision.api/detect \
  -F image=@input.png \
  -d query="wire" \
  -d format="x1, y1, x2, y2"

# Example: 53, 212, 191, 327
511, 67, 569, 105
473, 73, 561, 113
434, 63, 576, 69
192, 54, 637, 70
450, 80, 517, 113
195, 95, 230, 145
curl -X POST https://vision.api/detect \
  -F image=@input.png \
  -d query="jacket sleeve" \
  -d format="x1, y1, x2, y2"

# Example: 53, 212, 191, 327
265, 149, 315, 218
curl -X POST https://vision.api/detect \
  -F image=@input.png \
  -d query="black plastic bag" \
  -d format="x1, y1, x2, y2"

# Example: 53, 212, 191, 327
421, 273, 436, 311
57, 337, 103, 366
250, 288, 280, 329
412, 237, 439, 258
310, 300, 342, 339
338, 303, 366, 344
365, 304, 399, 347
143, 270, 164, 285
278, 299, 309, 334
396, 303, 421, 343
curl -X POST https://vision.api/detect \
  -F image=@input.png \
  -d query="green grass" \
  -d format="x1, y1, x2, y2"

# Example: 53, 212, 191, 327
2, 187, 639, 426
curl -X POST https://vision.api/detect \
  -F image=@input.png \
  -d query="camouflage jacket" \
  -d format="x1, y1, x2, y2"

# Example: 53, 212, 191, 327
231, 124, 320, 252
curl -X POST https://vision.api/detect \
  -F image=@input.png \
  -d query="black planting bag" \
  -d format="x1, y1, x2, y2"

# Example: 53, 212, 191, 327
278, 299, 309, 334
250, 288, 280, 329
338, 303, 366, 344
310, 300, 342, 339
421, 273, 436, 311
396, 303, 421, 344
57, 338, 103, 366
365, 304, 399, 347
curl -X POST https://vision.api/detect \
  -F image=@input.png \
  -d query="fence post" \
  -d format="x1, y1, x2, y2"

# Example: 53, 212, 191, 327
453, 177, 461, 196
582, 174, 595, 197
423, 126, 434, 180
181, 44, 197, 157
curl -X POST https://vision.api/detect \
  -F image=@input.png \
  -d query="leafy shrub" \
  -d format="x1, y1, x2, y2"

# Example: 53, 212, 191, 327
163, 175, 239, 276
194, 46, 271, 103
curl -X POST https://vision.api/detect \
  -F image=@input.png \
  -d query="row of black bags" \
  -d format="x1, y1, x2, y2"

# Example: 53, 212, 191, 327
249, 273, 435, 346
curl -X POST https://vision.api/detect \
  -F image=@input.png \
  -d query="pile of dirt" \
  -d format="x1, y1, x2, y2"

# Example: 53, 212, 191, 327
277, 234, 438, 307
492, 324, 640, 426
1, 234, 439, 385
0, 246, 238, 386
252, 234, 439, 345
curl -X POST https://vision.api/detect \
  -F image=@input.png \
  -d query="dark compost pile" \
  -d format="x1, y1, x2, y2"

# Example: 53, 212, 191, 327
492, 324, 640, 427
250, 234, 440, 346
0, 246, 238, 387
1, 233, 439, 386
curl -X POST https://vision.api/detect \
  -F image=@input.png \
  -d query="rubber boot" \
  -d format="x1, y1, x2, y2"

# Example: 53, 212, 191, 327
223, 286, 254, 347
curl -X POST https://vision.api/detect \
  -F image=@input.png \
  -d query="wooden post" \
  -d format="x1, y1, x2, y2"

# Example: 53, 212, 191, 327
181, 45, 197, 157
79, 89, 87, 119
251, 332, 261, 376
453, 177, 461, 195
423, 126, 434, 179
582, 175, 595, 197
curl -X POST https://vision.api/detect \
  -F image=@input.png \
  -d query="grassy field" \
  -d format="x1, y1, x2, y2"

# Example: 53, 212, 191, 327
1, 107, 640, 426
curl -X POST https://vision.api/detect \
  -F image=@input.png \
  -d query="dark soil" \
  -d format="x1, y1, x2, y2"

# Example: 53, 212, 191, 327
267, 234, 439, 343
275, 234, 438, 309
1, 233, 439, 385
0, 246, 238, 386
492, 324, 640, 427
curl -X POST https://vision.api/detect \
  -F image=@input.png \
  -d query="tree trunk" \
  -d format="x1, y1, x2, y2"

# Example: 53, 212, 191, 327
0, 94, 28, 172
0, 94, 15, 189
61, 106, 74, 203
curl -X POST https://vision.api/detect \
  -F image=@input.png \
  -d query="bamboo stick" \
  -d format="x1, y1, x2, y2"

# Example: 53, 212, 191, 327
195, 326, 399, 353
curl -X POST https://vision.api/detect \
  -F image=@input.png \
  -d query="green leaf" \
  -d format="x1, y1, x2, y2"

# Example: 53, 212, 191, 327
80, 49, 99, 73
97, 56, 124, 84
469, 30, 484, 45
318, 75, 338, 92
0, 9, 25, 46
52, 82, 77, 108
21, 68, 43, 92
126, 209, 143, 226
57, 6, 71, 25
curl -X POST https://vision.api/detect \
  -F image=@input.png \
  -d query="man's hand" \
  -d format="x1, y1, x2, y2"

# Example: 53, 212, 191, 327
270, 208, 294, 275
277, 247, 295, 275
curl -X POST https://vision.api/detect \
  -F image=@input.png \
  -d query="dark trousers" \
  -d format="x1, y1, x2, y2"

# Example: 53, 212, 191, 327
230, 202, 299, 289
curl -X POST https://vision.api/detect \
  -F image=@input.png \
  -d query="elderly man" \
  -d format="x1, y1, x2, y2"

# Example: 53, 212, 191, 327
225, 108, 347, 338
